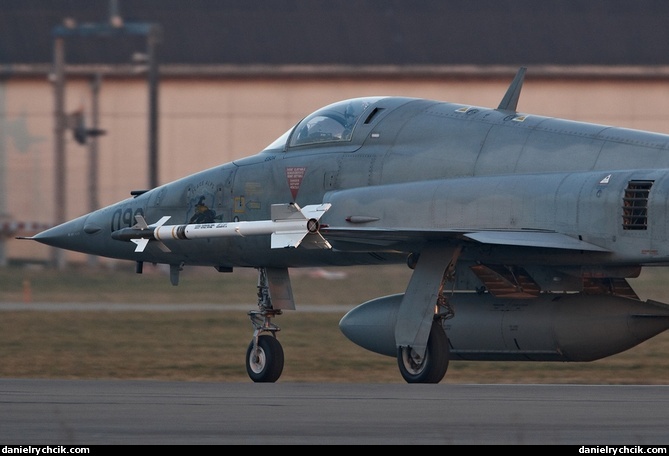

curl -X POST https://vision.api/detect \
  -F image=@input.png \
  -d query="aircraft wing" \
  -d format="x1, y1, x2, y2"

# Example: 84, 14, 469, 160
462, 231, 609, 251
320, 227, 608, 252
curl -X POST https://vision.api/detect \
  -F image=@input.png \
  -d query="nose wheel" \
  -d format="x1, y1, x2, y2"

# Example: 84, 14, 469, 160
246, 330, 284, 383
245, 268, 285, 383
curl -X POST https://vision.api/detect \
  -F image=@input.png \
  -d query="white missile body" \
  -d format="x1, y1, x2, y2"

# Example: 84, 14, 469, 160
126, 203, 332, 253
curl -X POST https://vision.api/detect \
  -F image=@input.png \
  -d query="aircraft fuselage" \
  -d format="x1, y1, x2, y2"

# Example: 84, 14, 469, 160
46, 96, 669, 272
27, 73, 669, 383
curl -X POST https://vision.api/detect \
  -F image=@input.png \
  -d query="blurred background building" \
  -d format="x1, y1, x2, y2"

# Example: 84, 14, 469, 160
2, 0, 669, 266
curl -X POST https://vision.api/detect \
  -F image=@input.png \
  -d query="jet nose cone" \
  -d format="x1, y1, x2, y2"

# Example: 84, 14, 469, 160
29, 214, 90, 252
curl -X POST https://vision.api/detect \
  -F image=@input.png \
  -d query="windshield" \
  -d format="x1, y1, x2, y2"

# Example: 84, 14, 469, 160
263, 128, 292, 151
288, 97, 383, 147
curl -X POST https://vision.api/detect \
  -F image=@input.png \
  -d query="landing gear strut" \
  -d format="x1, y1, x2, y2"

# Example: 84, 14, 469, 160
246, 268, 285, 383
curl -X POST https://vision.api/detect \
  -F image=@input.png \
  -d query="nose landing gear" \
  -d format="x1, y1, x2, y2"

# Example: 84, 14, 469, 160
245, 268, 286, 383
246, 311, 284, 382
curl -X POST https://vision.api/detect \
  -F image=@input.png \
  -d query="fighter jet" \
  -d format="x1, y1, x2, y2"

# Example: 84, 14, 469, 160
22, 67, 669, 383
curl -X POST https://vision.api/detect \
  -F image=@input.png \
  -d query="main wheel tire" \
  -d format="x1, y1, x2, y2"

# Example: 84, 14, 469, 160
397, 320, 449, 384
246, 334, 284, 383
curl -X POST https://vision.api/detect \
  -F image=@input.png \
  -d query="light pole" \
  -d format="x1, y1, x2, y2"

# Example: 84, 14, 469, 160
87, 73, 101, 268
52, 35, 66, 269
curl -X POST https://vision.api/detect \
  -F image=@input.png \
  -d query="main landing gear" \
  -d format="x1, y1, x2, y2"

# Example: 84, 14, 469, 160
246, 268, 285, 383
397, 318, 450, 383
396, 248, 457, 383
396, 290, 454, 383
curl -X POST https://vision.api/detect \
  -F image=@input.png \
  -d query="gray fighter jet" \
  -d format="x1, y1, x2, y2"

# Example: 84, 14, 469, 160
23, 68, 669, 383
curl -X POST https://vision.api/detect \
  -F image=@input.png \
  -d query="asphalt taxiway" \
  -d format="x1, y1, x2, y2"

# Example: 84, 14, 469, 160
2, 379, 668, 445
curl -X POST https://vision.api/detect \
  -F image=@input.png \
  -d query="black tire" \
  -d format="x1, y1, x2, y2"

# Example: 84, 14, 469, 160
397, 320, 449, 384
246, 334, 284, 383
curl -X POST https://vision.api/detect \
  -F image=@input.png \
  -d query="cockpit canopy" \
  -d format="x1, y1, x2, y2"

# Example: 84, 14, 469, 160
263, 97, 384, 151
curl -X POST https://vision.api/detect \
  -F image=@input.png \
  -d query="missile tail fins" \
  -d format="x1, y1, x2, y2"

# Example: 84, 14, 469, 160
269, 203, 332, 248
300, 232, 332, 249
271, 232, 308, 249
300, 203, 332, 221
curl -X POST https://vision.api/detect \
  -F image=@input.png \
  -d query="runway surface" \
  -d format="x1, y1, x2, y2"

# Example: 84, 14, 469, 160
2, 379, 669, 445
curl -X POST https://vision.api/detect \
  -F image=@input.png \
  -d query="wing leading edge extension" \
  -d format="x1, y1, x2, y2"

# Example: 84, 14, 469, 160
319, 226, 608, 253
319, 170, 620, 254
462, 231, 609, 251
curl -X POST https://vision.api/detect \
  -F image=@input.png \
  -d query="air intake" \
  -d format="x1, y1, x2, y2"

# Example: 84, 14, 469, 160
622, 180, 653, 230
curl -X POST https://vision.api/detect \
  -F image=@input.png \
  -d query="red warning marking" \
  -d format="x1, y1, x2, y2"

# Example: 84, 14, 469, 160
286, 167, 306, 200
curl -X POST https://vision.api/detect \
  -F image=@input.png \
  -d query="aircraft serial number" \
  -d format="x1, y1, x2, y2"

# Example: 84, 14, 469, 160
110, 207, 144, 231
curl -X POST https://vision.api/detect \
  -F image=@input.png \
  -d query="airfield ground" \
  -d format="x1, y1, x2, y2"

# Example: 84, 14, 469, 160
1, 263, 668, 383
